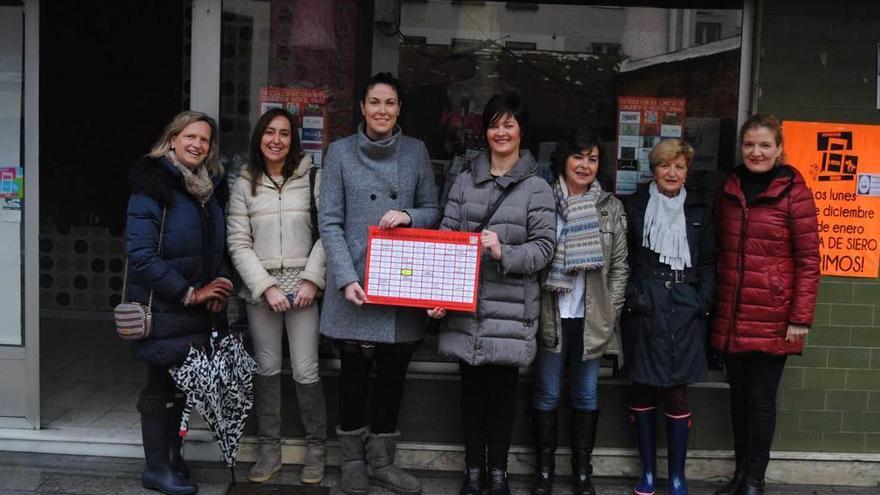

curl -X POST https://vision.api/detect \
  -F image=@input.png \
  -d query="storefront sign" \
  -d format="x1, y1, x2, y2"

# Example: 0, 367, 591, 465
784, 121, 880, 278
259, 87, 328, 166
615, 97, 686, 195
0, 166, 23, 199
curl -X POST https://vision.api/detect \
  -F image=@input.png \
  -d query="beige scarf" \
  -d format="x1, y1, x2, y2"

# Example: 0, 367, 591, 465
166, 152, 214, 205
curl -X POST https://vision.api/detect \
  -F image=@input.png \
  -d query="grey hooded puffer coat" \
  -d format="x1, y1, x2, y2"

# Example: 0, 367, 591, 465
438, 151, 556, 367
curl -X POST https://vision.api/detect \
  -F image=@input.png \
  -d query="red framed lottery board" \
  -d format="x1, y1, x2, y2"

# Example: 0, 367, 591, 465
364, 226, 482, 312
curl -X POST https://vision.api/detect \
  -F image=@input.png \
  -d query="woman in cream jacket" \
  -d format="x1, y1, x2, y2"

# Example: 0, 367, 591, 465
227, 108, 327, 485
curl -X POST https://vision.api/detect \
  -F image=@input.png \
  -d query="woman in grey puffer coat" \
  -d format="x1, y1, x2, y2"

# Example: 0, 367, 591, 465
320, 73, 440, 495
429, 93, 556, 495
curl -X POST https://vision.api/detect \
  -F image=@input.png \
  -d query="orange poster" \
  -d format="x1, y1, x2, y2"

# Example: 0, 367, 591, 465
783, 121, 880, 278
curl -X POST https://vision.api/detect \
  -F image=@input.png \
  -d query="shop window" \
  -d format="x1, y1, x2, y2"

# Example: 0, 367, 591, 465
218, 0, 743, 369
695, 21, 722, 44
505, 40, 537, 50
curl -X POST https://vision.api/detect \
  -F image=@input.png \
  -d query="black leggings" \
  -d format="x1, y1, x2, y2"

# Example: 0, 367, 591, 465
630, 382, 689, 416
725, 353, 787, 483
337, 340, 416, 434
459, 362, 520, 470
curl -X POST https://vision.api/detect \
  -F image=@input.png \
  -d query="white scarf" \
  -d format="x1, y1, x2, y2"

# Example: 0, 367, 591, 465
642, 181, 691, 270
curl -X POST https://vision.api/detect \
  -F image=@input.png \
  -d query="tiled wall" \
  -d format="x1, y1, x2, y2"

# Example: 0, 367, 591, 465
757, 0, 880, 453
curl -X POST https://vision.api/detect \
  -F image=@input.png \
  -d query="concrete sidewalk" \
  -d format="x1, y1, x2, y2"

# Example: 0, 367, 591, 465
0, 451, 876, 495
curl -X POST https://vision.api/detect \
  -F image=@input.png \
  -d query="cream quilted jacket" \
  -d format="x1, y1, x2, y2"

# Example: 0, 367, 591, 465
227, 155, 326, 303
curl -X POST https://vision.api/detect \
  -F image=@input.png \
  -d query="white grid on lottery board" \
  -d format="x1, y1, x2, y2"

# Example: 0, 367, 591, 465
368, 238, 477, 304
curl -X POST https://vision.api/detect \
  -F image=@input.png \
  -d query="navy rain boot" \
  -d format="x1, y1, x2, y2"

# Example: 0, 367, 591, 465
666, 412, 692, 495
630, 406, 657, 495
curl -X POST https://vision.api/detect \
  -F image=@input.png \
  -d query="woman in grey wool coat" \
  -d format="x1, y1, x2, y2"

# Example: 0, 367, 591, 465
319, 72, 440, 495
428, 93, 556, 495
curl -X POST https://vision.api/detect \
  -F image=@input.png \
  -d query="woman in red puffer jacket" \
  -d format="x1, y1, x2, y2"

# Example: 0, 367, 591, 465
711, 114, 820, 495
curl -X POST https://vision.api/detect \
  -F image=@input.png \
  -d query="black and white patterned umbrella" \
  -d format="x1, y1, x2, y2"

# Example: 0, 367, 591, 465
172, 330, 256, 467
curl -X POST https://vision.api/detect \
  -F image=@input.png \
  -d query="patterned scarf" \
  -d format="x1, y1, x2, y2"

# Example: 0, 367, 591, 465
543, 177, 605, 292
643, 181, 691, 270
167, 152, 214, 205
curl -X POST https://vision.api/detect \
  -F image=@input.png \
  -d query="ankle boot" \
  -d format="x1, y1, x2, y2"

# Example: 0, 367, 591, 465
460, 465, 483, 495
715, 451, 745, 495
168, 393, 190, 479
666, 413, 692, 495
295, 381, 327, 485
137, 393, 198, 495
531, 409, 557, 495
630, 406, 657, 495
737, 479, 764, 495
337, 426, 370, 495
365, 431, 422, 494
488, 467, 511, 495
571, 409, 598, 495
248, 374, 283, 483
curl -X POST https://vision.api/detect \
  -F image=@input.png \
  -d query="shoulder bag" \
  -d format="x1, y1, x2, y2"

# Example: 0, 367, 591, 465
114, 208, 167, 340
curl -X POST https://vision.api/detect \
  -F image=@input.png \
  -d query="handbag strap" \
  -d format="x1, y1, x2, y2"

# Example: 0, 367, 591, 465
121, 207, 167, 309
475, 182, 517, 232
308, 166, 319, 241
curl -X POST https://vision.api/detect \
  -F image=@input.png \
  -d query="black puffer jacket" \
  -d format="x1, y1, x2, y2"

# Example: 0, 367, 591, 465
125, 156, 229, 366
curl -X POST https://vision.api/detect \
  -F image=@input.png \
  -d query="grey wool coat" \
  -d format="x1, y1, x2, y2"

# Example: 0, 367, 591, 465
438, 151, 557, 366
319, 125, 441, 343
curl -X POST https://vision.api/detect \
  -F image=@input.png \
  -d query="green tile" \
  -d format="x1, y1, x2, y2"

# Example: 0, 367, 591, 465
812, 304, 831, 325
799, 411, 842, 432
805, 325, 849, 347
823, 432, 865, 452
866, 434, 880, 453
779, 368, 803, 388
827, 348, 871, 369
819, 283, 853, 304
825, 391, 868, 411
870, 392, 880, 412
803, 368, 846, 389
852, 284, 880, 304
850, 327, 880, 347
774, 430, 823, 451
873, 350, 880, 370
788, 347, 828, 368
842, 412, 880, 432
781, 389, 825, 410
775, 410, 799, 431
847, 370, 880, 391
829, 305, 874, 326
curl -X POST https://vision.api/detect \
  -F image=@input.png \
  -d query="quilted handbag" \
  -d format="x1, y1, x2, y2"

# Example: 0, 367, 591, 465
114, 208, 166, 340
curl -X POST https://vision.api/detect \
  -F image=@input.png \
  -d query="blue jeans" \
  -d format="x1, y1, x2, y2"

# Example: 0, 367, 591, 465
533, 318, 601, 411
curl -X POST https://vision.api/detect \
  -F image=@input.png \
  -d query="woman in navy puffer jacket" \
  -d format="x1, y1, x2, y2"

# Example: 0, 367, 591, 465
125, 111, 232, 495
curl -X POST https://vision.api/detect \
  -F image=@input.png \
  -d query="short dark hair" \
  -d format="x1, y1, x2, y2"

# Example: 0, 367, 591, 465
361, 72, 402, 103
246, 107, 303, 196
550, 126, 602, 179
481, 92, 528, 140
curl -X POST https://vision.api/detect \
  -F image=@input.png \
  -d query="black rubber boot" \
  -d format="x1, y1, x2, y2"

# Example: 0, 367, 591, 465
531, 409, 557, 495
571, 409, 598, 495
168, 393, 190, 479
138, 393, 198, 495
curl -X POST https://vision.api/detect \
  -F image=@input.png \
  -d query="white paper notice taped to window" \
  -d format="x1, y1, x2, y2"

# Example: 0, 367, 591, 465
857, 173, 880, 197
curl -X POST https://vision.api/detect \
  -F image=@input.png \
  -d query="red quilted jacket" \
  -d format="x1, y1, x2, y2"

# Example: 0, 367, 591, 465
711, 165, 820, 355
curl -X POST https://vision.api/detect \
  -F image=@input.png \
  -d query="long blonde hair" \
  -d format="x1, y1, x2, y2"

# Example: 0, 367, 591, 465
149, 111, 222, 176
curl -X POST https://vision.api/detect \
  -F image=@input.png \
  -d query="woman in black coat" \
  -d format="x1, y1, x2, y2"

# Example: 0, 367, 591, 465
125, 111, 232, 495
621, 139, 715, 495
